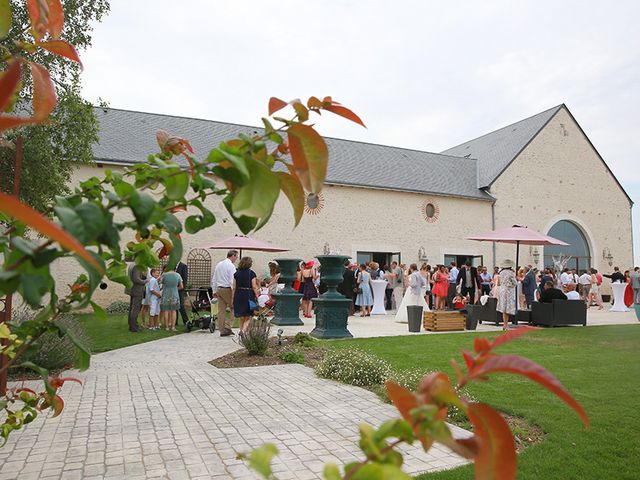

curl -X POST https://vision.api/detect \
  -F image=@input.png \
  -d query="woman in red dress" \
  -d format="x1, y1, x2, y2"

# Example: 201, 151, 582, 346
432, 265, 449, 310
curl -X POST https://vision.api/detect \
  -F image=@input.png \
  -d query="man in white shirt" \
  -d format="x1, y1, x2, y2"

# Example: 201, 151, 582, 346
211, 249, 238, 336
565, 283, 581, 300
447, 261, 459, 308
578, 270, 592, 303
560, 268, 572, 287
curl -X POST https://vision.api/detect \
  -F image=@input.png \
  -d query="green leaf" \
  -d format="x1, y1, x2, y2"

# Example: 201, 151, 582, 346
164, 171, 190, 200
246, 443, 278, 478
0, 0, 11, 40
10, 237, 36, 256
90, 301, 107, 321
19, 273, 51, 308
32, 248, 62, 268
166, 233, 182, 271
323, 464, 341, 480
75, 202, 107, 242
374, 419, 415, 444
113, 180, 134, 198
350, 463, 412, 480
162, 212, 182, 234
276, 172, 304, 227
231, 159, 280, 219
53, 206, 87, 243
129, 191, 156, 226
223, 194, 257, 234
0, 270, 20, 295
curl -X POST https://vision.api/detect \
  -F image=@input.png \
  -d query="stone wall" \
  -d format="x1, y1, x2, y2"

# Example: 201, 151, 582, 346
49, 165, 495, 305
489, 107, 633, 292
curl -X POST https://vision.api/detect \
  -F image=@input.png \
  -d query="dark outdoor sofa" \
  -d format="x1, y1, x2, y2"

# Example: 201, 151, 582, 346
531, 299, 587, 327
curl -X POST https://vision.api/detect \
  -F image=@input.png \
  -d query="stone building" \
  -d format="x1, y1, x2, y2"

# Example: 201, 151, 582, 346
54, 104, 634, 303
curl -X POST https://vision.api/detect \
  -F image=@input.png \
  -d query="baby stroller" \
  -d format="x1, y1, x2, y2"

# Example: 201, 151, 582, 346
185, 288, 216, 333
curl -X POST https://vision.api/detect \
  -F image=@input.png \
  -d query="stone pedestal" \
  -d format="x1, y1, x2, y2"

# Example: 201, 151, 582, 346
271, 258, 303, 326
311, 255, 353, 339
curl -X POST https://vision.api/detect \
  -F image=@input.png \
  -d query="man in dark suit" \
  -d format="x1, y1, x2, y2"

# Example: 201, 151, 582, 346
603, 266, 625, 284
457, 260, 479, 304
125, 264, 146, 332
176, 260, 189, 325
539, 281, 567, 303
522, 266, 536, 308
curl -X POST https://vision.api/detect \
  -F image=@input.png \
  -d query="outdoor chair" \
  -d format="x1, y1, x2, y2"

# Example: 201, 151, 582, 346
531, 299, 587, 327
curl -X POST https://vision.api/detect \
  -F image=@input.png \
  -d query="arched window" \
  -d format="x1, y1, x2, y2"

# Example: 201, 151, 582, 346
544, 220, 591, 272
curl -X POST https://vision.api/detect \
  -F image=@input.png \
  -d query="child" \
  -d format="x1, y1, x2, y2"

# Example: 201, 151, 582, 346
148, 269, 162, 330
257, 279, 270, 308
452, 293, 467, 310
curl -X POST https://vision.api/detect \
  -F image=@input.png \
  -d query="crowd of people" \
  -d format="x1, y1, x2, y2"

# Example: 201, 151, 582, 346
126, 251, 640, 336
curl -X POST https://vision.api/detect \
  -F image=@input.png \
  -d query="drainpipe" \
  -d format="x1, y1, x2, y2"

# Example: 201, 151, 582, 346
631, 204, 636, 266
491, 199, 497, 268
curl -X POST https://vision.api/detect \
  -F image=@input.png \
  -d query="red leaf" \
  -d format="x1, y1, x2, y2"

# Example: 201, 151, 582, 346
37, 40, 82, 67
0, 115, 31, 131
322, 104, 366, 128
291, 101, 309, 122
268, 97, 288, 116
29, 62, 56, 121
49, 376, 82, 390
0, 192, 103, 272
385, 380, 417, 422
472, 355, 589, 428
462, 350, 475, 369
306, 96, 322, 109
287, 123, 328, 193
467, 403, 516, 480
474, 337, 491, 354
0, 60, 22, 112
489, 325, 538, 350
275, 171, 305, 227
182, 152, 195, 178
46, 0, 64, 38
26, 0, 45, 39
51, 394, 64, 417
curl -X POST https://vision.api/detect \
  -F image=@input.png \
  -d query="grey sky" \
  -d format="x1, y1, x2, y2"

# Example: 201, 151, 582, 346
80, 0, 640, 265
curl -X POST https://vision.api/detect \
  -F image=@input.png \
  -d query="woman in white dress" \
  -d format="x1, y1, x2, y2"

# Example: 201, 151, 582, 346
395, 264, 430, 323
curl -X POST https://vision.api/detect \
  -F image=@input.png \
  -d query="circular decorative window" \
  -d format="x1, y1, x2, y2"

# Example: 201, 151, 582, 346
420, 199, 440, 223
304, 192, 325, 215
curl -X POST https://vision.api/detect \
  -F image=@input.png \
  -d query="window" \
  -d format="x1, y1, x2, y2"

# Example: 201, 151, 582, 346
544, 220, 591, 272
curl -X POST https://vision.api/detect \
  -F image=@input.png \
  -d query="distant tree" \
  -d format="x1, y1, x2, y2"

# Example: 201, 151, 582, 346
0, 0, 110, 211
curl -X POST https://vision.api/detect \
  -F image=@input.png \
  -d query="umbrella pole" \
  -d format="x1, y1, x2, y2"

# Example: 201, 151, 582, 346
515, 241, 520, 315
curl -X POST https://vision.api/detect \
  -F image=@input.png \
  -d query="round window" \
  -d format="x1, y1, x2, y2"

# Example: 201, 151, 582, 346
304, 192, 325, 215
420, 199, 440, 223
425, 203, 436, 218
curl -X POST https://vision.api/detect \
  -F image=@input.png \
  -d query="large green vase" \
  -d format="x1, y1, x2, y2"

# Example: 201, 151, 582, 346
634, 303, 640, 322
311, 255, 353, 339
271, 258, 303, 326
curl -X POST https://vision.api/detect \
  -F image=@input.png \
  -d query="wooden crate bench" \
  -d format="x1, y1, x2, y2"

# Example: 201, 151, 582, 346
423, 311, 466, 331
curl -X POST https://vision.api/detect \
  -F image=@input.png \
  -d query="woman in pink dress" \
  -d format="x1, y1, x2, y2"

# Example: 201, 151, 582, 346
432, 265, 449, 310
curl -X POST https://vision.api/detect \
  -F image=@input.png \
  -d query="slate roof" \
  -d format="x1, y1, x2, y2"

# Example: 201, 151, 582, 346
441, 105, 563, 188
92, 107, 493, 200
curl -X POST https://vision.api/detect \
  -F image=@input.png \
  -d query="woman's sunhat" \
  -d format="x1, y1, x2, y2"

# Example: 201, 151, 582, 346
500, 259, 514, 269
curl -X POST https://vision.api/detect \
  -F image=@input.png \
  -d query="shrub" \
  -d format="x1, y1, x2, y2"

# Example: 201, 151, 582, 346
315, 348, 394, 386
239, 318, 271, 356
14, 308, 91, 371
280, 348, 305, 364
387, 367, 435, 392
105, 300, 129, 315
293, 332, 313, 345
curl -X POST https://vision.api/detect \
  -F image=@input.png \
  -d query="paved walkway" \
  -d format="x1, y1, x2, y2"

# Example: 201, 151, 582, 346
0, 329, 470, 480
0, 307, 635, 480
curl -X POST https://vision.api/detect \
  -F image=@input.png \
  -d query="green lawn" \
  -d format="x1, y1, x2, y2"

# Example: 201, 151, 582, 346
76, 313, 185, 353
331, 325, 640, 480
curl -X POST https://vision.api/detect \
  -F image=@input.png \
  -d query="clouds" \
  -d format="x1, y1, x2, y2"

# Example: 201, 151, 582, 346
79, 0, 640, 263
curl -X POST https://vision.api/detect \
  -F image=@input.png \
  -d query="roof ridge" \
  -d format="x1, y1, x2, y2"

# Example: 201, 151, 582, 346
441, 104, 564, 152
93, 106, 477, 162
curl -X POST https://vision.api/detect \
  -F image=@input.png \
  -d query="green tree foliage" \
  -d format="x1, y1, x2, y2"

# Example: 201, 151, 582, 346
0, 0, 109, 210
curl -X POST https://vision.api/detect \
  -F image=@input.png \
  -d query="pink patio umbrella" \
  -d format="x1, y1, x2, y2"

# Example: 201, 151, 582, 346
203, 234, 289, 258
466, 225, 568, 269
467, 225, 569, 313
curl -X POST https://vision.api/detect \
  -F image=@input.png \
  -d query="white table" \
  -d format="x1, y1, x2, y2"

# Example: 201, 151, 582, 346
610, 282, 630, 312
370, 280, 388, 315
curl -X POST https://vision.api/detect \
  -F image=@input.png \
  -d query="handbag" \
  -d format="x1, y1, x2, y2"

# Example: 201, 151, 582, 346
353, 287, 362, 294
248, 299, 258, 310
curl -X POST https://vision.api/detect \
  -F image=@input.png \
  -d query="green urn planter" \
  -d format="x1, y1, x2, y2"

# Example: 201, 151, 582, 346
271, 258, 304, 326
311, 255, 353, 339
635, 303, 640, 322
